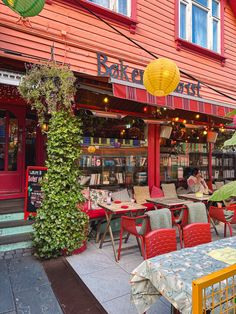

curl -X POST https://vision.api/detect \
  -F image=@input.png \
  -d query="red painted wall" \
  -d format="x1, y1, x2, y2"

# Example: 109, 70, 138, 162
0, 1, 236, 107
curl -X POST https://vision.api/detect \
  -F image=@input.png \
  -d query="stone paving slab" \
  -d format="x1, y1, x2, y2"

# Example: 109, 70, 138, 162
0, 256, 62, 314
0, 260, 15, 313
15, 284, 63, 314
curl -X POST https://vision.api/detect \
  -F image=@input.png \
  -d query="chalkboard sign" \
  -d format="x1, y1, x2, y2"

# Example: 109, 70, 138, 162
24, 166, 47, 220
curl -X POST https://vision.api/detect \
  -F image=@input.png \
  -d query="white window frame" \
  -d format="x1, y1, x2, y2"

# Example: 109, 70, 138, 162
89, 0, 131, 17
179, 0, 221, 53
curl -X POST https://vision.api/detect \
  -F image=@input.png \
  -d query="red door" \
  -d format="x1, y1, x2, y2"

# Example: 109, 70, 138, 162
0, 106, 26, 198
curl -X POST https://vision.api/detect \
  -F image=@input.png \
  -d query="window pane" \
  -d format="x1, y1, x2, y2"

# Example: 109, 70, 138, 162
118, 0, 128, 16
180, 2, 187, 39
8, 116, 18, 171
212, 0, 219, 18
213, 20, 218, 52
0, 110, 6, 171
194, 0, 208, 7
192, 4, 208, 48
89, 0, 109, 9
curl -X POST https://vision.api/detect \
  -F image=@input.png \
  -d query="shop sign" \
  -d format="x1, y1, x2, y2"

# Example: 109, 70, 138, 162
24, 166, 47, 220
97, 52, 201, 97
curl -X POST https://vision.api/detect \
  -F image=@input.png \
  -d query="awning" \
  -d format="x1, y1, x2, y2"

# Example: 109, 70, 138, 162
112, 81, 233, 118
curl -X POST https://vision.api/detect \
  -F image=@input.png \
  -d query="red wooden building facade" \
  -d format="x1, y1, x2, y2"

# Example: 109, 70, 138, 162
0, 0, 236, 199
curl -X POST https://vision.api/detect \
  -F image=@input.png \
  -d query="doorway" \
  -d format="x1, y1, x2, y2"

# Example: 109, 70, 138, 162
0, 106, 25, 197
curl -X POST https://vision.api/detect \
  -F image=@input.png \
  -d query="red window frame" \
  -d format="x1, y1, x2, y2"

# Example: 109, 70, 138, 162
46, 0, 137, 34
174, 0, 226, 64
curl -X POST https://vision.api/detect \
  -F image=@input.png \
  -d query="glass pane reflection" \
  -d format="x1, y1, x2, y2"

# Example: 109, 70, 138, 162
8, 117, 18, 171
192, 4, 208, 48
0, 110, 6, 171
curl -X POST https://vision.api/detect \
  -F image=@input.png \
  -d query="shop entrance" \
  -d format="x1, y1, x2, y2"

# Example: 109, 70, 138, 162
0, 106, 26, 197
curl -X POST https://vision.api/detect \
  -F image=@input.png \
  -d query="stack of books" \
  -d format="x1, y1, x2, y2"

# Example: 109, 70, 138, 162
135, 172, 147, 184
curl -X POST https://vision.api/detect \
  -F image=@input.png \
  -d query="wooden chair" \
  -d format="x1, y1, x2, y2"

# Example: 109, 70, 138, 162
183, 223, 212, 248
209, 205, 236, 237
144, 228, 177, 259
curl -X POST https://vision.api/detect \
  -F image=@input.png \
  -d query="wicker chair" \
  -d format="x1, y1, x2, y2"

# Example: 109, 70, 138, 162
183, 223, 212, 248
144, 228, 177, 259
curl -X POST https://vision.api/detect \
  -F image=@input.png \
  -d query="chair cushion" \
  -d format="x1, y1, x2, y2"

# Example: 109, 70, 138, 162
111, 189, 131, 202
151, 186, 164, 198
87, 208, 106, 219
142, 202, 155, 211
90, 189, 108, 209
133, 186, 150, 204
161, 183, 177, 198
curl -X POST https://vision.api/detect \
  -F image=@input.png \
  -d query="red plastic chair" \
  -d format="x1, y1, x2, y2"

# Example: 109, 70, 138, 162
144, 228, 177, 259
209, 206, 236, 237
117, 215, 151, 260
80, 201, 106, 242
183, 223, 212, 248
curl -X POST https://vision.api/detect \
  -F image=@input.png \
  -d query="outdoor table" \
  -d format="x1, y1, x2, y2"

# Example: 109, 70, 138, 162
146, 197, 194, 208
130, 236, 236, 314
98, 201, 147, 262
178, 193, 211, 202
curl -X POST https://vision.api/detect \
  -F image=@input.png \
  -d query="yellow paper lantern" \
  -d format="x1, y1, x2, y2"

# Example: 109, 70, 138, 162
143, 58, 180, 97
87, 146, 96, 154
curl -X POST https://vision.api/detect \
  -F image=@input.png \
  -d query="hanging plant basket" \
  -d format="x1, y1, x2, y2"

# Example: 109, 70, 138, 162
2, 0, 45, 18
19, 62, 76, 127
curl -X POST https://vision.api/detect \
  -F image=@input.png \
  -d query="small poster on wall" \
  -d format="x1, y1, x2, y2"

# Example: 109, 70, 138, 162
24, 166, 47, 220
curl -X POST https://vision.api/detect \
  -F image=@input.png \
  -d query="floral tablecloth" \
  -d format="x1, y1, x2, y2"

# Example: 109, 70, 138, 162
130, 236, 236, 314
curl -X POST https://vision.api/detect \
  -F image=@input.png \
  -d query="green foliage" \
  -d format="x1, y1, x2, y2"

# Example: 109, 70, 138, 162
33, 110, 88, 259
19, 62, 88, 259
18, 62, 76, 126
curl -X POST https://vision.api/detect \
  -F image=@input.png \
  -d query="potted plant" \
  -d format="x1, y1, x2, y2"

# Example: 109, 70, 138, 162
19, 62, 88, 259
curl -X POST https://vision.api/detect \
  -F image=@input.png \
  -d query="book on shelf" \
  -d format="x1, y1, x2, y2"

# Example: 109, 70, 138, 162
126, 156, 136, 167
102, 171, 110, 185
79, 175, 91, 185
214, 170, 219, 179
139, 157, 147, 166
177, 167, 184, 179
202, 156, 208, 166
135, 172, 147, 183
115, 172, 124, 184
89, 173, 101, 185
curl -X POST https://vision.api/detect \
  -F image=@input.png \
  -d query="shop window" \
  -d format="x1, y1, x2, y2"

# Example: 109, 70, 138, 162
88, 0, 131, 17
178, 0, 223, 57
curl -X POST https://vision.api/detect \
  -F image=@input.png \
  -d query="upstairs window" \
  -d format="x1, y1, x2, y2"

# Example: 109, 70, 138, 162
88, 0, 131, 17
179, 0, 220, 53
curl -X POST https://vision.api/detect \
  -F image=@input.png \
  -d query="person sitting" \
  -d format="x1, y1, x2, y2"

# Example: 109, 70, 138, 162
187, 168, 211, 195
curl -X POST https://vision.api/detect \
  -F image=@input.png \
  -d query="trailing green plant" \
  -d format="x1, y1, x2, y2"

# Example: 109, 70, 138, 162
19, 62, 76, 126
19, 62, 88, 259
33, 110, 88, 258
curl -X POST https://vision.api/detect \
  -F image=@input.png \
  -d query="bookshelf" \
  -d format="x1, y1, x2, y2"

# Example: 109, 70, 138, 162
79, 147, 148, 188
211, 152, 236, 181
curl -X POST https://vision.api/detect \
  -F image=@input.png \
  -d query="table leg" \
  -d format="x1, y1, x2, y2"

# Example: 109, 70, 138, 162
99, 212, 112, 249
209, 217, 219, 236
99, 212, 118, 261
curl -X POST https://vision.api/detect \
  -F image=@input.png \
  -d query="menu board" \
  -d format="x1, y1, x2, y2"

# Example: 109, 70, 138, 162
24, 166, 47, 220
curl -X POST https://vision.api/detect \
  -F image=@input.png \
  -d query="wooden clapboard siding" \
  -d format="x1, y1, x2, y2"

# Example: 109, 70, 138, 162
0, 0, 236, 107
